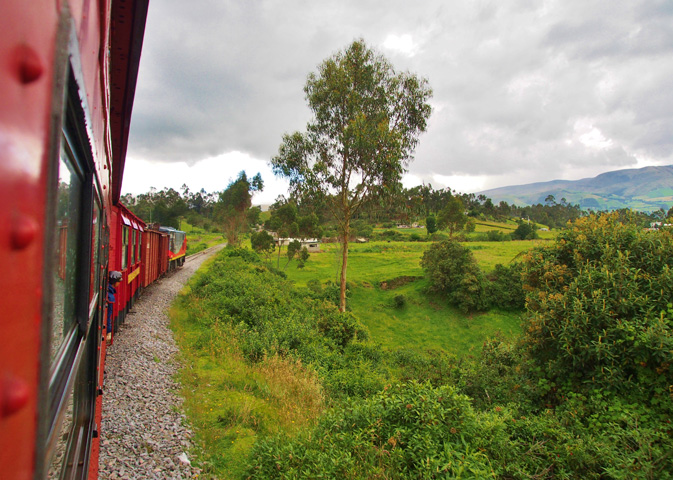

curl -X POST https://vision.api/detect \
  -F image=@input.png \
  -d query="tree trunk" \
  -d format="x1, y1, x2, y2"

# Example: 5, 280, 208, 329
339, 222, 349, 313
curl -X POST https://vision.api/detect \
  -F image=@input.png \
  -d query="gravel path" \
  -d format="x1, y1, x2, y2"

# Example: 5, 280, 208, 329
99, 245, 224, 479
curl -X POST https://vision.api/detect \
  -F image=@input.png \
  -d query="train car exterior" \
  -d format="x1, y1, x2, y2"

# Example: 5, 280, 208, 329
159, 227, 187, 270
108, 204, 146, 338
141, 227, 169, 288
0, 0, 149, 478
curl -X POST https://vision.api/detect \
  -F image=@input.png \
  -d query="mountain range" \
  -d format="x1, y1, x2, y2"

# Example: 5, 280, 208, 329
477, 165, 673, 212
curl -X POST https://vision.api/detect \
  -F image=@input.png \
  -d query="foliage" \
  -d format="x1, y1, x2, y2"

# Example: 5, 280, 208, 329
421, 240, 487, 312
271, 38, 432, 312
175, 215, 673, 479
186, 248, 369, 384
437, 195, 467, 236
216, 171, 264, 246
244, 382, 497, 479
393, 294, 406, 308
122, 186, 189, 228
285, 241, 311, 269
485, 262, 526, 311
522, 212, 673, 406
245, 379, 670, 480
511, 222, 538, 240
425, 215, 437, 235
250, 230, 275, 260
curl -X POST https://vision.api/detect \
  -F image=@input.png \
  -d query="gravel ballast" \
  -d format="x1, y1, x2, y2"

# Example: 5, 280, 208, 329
99, 246, 223, 479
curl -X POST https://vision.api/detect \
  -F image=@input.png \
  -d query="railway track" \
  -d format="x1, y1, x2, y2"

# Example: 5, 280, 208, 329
185, 243, 226, 263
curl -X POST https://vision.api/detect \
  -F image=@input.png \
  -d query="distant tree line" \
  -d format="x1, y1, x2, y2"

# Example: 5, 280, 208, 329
120, 171, 264, 244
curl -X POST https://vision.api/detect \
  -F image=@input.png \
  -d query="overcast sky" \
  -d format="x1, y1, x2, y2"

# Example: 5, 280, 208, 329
122, 0, 673, 205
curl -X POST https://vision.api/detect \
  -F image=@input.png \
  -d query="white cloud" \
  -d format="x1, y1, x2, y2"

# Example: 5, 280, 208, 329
382, 33, 419, 57
574, 119, 614, 150
122, 152, 288, 205
432, 174, 488, 194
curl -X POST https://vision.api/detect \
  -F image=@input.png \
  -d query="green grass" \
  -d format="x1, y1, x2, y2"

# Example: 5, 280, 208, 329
186, 230, 225, 255
172, 295, 324, 479
279, 238, 535, 356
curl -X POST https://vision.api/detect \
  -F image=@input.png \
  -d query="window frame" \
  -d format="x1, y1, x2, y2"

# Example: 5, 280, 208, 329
39, 22, 104, 479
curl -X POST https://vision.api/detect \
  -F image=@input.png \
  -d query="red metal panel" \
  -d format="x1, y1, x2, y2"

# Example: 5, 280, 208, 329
1, 0, 149, 477
142, 228, 167, 287
158, 234, 168, 275
0, 1, 59, 478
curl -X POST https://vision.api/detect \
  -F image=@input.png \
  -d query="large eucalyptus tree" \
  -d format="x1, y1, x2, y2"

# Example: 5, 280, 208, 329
272, 39, 432, 312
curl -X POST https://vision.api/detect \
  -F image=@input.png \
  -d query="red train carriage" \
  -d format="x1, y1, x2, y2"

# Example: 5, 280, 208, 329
142, 227, 170, 287
108, 204, 146, 339
0, 0, 149, 478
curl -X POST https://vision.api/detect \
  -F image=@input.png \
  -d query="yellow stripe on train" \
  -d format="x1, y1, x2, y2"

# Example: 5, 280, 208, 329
127, 267, 141, 283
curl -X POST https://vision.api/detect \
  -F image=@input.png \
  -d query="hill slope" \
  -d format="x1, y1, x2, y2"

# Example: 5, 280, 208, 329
478, 165, 673, 211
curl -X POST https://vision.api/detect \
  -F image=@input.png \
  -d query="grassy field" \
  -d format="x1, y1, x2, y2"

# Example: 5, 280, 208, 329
277, 236, 547, 356
184, 222, 225, 255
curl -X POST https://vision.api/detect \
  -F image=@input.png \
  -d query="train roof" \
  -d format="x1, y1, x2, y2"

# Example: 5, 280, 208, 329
110, 0, 150, 204
158, 226, 186, 234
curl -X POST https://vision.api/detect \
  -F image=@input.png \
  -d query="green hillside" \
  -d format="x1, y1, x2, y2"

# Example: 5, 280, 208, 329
479, 165, 673, 212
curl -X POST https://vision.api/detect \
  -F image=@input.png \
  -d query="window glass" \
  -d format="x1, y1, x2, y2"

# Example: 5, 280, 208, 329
121, 226, 128, 270
46, 383, 74, 478
132, 229, 137, 264
51, 148, 82, 367
89, 200, 101, 303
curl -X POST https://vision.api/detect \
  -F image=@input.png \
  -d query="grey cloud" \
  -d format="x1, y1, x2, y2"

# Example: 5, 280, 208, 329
127, 0, 673, 190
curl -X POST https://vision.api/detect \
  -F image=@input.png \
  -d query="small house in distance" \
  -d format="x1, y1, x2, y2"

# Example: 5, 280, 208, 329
275, 237, 321, 253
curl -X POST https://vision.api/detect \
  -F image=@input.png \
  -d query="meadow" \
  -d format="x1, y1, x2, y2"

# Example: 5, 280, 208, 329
182, 222, 225, 255
278, 236, 547, 356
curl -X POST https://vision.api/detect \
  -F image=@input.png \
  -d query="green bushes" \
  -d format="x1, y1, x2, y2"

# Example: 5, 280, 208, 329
522, 213, 673, 402
393, 294, 406, 308
422, 240, 525, 312
421, 239, 487, 313
244, 382, 497, 479
246, 380, 668, 479
512, 222, 538, 240
186, 247, 382, 399
485, 262, 525, 311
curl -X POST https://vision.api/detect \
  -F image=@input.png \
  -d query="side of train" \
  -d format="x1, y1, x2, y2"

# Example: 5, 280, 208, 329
0, 0, 174, 478
105, 205, 187, 335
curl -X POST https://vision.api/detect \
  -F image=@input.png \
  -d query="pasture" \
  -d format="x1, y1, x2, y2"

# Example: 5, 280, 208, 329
279, 237, 546, 356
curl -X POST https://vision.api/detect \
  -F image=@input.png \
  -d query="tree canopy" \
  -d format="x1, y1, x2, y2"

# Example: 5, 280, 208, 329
215, 171, 263, 245
272, 39, 432, 311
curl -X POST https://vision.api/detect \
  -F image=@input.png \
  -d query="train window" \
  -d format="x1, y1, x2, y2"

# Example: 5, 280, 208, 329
89, 199, 101, 304
132, 229, 137, 264
46, 136, 87, 476
122, 226, 129, 270
50, 147, 84, 369
43, 59, 100, 478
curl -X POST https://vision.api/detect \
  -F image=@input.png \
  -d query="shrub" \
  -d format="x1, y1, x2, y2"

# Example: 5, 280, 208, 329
393, 294, 406, 308
421, 240, 487, 312
485, 262, 525, 310
486, 229, 509, 242
428, 232, 449, 242
244, 382, 496, 479
250, 230, 275, 259
511, 222, 538, 240
306, 278, 322, 294
425, 215, 437, 235
522, 213, 673, 405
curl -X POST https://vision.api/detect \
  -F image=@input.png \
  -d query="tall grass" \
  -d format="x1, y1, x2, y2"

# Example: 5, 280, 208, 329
171, 303, 325, 479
